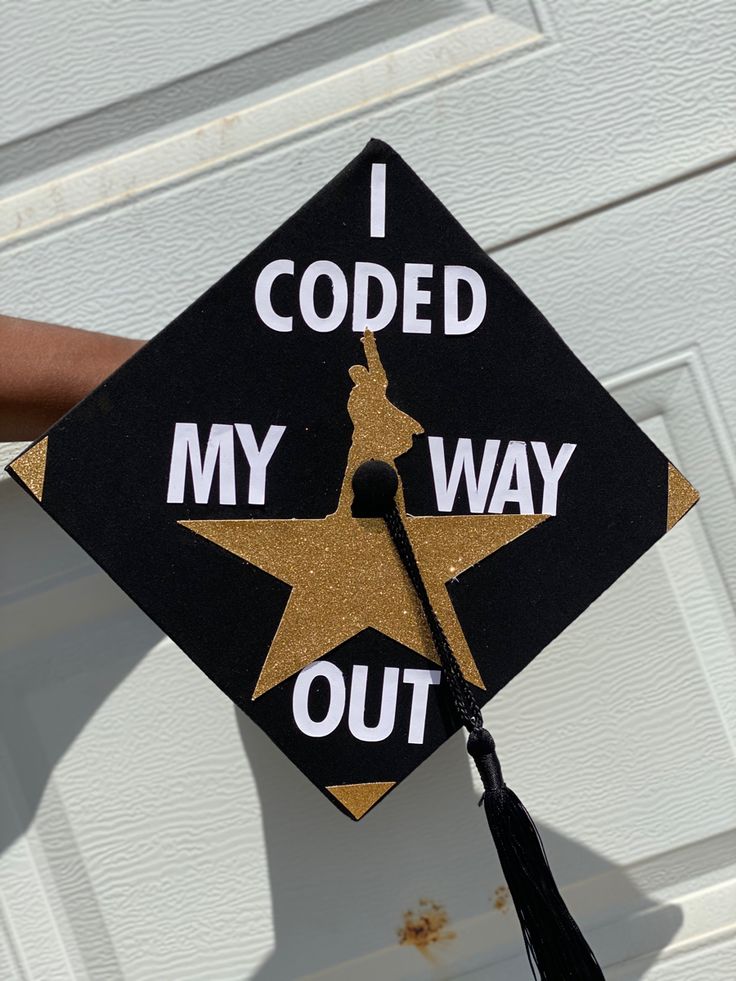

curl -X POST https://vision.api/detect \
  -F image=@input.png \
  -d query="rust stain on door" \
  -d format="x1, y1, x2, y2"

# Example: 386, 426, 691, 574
397, 898, 455, 959
493, 884, 510, 913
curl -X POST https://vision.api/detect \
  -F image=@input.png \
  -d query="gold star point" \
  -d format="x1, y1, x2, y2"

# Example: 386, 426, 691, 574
179, 331, 548, 701
180, 507, 547, 698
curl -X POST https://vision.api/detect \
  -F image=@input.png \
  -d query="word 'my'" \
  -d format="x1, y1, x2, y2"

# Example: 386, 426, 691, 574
167, 422, 285, 505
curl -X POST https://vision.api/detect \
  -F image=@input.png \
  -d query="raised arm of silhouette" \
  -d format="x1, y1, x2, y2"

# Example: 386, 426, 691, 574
339, 331, 423, 514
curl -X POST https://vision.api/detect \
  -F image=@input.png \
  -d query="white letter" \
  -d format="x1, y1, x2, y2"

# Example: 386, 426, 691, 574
299, 260, 349, 332
403, 668, 441, 744
488, 441, 534, 514
292, 662, 345, 737
370, 163, 386, 238
352, 261, 397, 332
166, 423, 235, 505
428, 436, 500, 513
348, 665, 400, 742
444, 265, 486, 335
403, 263, 433, 333
235, 424, 286, 505
255, 259, 294, 332
531, 442, 576, 516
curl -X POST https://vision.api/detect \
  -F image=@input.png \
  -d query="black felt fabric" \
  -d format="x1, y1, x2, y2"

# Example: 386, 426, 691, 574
7, 140, 672, 816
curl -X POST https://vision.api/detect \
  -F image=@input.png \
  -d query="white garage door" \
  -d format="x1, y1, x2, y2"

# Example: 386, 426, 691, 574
1, 1, 734, 978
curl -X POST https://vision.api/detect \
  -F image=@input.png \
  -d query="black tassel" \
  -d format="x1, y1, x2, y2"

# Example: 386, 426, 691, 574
360, 470, 606, 981
467, 728, 605, 980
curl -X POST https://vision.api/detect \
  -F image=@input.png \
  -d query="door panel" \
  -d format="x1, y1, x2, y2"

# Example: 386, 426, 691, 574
1, 1, 734, 977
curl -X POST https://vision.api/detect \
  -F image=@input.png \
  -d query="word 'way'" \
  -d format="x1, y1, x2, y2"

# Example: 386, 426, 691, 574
166, 424, 576, 515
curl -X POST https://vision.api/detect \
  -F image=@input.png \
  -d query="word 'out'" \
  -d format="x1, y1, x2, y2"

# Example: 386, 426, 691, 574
292, 661, 441, 744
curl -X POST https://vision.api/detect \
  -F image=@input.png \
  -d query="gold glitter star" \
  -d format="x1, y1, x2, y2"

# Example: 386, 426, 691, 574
180, 333, 547, 699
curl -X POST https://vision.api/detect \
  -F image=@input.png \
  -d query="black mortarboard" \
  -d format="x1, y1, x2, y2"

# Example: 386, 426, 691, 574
7, 140, 698, 978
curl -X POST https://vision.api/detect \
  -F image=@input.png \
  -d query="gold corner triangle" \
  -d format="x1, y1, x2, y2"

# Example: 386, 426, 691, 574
8, 436, 48, 501
326, 781, 396, 820
667, 462, 699, 532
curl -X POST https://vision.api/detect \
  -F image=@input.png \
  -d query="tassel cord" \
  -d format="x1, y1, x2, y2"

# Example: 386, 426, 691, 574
358, 468, 606, 981
383, 503, 483, 733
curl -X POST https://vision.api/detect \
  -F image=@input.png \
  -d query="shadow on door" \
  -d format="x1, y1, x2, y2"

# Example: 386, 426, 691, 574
0, 478, 683, 978
235, 709, 683, 980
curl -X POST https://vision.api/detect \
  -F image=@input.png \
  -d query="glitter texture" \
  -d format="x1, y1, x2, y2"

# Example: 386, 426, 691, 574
8, 436, 48, 501
181, 333, 546, 698
326, 782, 396, 819
666, 462, 699, 531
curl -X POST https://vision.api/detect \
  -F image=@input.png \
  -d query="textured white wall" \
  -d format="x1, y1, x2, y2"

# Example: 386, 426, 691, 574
1, 1, 735, 978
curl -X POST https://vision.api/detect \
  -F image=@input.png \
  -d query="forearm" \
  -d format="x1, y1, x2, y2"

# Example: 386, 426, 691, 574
0, 315, 145, 441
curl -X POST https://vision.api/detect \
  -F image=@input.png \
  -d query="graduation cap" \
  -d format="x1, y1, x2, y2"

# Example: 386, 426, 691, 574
7, 140, 698, 978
